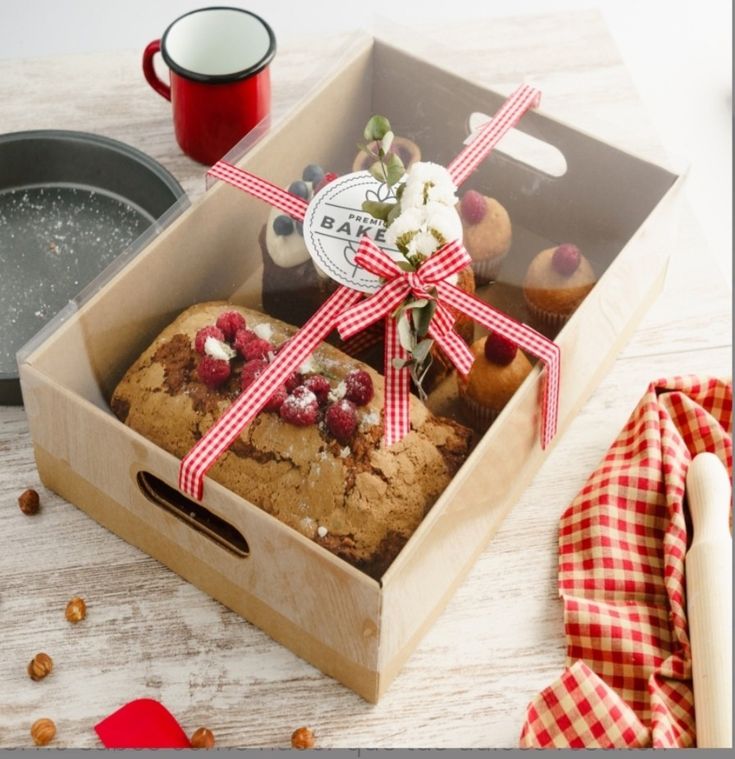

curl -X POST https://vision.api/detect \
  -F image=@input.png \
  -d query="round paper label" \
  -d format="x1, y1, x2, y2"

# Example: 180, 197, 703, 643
303, 171, 403, 294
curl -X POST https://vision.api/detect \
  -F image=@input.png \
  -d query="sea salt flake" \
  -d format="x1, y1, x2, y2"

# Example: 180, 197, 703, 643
339, 446, 351, 458
317, 525, 328, 538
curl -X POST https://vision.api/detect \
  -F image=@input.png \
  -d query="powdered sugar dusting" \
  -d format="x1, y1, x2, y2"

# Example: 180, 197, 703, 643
328, 381, 346, 404
204, 336, 235, 361
253, 322, 273, 341
0, 185, 151, 373
361, 410, 380, 429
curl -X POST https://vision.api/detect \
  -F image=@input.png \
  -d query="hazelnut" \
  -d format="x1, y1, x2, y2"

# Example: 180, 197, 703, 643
291, 726, 315, 749
31, 717, 56, 746
28, 652, 53, 681
190, 727, 215, 749
65, 596, 87, 624
18, 488, 40, 515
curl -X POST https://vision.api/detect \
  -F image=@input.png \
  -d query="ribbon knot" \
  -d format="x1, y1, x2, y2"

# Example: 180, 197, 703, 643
406, 271, 430, 299
335, 237, 476, 404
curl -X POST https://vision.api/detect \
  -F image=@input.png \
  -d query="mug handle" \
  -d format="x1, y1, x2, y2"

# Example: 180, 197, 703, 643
142, 39, 171, 101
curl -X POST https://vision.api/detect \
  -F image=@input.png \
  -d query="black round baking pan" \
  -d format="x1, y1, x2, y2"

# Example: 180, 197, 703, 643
0, 130, 186, 405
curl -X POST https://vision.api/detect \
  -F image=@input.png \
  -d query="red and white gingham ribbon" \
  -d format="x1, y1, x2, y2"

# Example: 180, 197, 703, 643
335, 237, 559, 447
179, 284, 361, 499
208, 160, 309, 220
179, 83, 555, 501
447, 83, 541, 186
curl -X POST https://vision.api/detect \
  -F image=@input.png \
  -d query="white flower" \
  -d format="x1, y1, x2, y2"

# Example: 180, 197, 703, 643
409, 229, 441, 256
387, 202, 463, 255
385, 206, 423, 248
422, 201, 463, 246
400, 161, 457, 209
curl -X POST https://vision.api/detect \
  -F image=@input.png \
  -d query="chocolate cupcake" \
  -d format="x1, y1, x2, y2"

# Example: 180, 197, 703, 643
458, 333, 532, 429
260, 165, 337, 327
522, 243, 596, 327
458, 190, 512, 285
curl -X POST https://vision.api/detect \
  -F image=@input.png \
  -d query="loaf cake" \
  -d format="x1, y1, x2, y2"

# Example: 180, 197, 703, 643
111, 302, 472, 578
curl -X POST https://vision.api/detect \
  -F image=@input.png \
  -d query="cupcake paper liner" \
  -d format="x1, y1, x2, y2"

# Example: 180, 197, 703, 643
471, 254, 506, 285
524, 297, 573, 328
460, 392, 500, 431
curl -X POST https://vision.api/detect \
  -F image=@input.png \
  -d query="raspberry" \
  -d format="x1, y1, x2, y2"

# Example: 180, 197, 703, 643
216, 311, 247, 341
303, 375, 331, 406
240, 359, 268, 390
551, 243, 581, 276
344, 369, 374, 406
263, 384, 288, 413
233, 328, 258, 356
241, 338, 275, 361
197, 356, 231, 388
460, 190, 486, 225
325, 399, 358, 444
285, 371, 303, 393
194, 325, 225, 354
314, 171, 339, 193
484, 332, 517, 366
280, 387, 319, 426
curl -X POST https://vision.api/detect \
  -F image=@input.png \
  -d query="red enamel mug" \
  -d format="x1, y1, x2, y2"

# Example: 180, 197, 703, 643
143, 6, 276, 165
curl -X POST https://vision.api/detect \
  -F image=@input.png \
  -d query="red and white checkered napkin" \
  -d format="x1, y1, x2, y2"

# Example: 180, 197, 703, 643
520, 376, 732, 748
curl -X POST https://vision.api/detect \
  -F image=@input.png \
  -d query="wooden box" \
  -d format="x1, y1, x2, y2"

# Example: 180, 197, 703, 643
18, 35, 682, 702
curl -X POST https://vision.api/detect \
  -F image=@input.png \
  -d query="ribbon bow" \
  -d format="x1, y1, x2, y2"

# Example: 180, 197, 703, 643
179, 83, 559, 501
335, 235, 560, 447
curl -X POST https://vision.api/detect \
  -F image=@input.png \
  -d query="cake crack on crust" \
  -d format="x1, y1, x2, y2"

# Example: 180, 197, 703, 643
111, 302, 472, 579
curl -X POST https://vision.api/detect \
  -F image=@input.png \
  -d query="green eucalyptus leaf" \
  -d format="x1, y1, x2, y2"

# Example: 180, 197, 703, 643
403, 298, 429, 310
396, 260, 416, 273
384, 152, 406, 186
395, 183, 405, 200
361, 200, 394, 222
417, 352, 434, 384
386, 201, 403, 226
364, 115, 391, 141
412, 300, 437, 337
412, 338, 434, 365
396, 315, 416, 353
381, 131, 394, 154
368, 160, 387, 183
392, 357, 412, 370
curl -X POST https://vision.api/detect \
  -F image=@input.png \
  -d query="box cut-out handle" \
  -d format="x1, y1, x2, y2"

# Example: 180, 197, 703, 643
136, 471, 249, 558
466, 112, 568, 178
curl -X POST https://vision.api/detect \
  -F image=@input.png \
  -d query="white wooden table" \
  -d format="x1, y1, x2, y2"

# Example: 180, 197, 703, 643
0, 11, 730, 748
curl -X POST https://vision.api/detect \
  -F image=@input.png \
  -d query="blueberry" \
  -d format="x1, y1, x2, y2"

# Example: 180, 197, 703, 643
273, 214, 294, 236
288, 180, 309, 199
302, 164, 324, 185
295, 221, 304, 237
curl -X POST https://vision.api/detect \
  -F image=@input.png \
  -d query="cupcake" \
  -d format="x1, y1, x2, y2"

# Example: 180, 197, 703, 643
459, 332, 532, 429
458, 190, 512, 285
522, 243, 596, 327
352, 135, 421, 173
260, 164, 338, 327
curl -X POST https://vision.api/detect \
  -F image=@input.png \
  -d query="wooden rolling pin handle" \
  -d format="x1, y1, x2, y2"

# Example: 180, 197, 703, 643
685, 452, 732, 748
